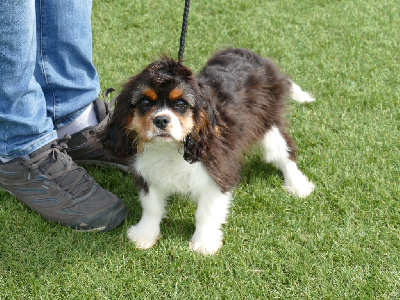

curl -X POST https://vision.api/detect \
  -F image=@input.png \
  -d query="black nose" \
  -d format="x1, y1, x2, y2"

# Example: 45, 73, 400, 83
153, 115, 170, 130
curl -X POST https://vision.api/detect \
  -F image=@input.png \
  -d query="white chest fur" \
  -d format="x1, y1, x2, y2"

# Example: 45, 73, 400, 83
134, 141, 215, 197
129, 140, 234, 255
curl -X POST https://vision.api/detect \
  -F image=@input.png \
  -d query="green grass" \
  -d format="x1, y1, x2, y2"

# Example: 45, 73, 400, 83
1, 0, 399, 298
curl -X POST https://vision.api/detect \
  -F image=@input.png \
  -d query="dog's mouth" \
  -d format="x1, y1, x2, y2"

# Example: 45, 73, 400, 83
154, 133, 172, 140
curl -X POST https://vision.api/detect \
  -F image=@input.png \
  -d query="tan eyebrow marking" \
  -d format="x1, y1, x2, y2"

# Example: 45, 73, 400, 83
142, 88, 158, 101
168, 88, 183, 101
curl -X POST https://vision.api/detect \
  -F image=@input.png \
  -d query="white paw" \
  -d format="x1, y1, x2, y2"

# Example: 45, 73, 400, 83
189, 229, 223, 255
127, 224, 160, 249
285, 176, 315, 198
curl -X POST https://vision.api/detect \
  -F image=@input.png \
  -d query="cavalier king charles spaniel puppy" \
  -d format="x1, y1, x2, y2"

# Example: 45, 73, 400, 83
101, 48, 315, 255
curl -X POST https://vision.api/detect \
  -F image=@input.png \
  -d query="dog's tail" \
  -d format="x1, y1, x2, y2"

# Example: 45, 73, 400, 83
289, 81, 315, 103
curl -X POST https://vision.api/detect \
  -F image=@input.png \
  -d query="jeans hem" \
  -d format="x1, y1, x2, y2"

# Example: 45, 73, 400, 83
0, 131, 57, 159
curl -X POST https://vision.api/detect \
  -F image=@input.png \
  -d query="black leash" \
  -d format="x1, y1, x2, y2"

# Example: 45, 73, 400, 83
177, 0, 191, 63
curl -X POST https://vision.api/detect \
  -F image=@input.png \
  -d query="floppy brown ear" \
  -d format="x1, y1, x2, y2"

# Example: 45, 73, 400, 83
183, 108, 222, 164
101, 95, 138, 158
183, 132, 201, 164
183, 83, 223, 164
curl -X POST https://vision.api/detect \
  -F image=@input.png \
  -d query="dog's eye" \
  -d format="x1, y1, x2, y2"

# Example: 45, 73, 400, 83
174, 99, 188, 109
139, 98, 151, 108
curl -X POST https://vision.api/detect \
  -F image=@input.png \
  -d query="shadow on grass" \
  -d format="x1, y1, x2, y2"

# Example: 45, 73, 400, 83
240, 152, 282, 185
80, 153, 283, 246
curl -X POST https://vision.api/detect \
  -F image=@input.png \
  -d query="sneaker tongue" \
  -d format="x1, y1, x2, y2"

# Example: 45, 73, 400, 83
29, 142, 73, 185
29, 141, 56, 159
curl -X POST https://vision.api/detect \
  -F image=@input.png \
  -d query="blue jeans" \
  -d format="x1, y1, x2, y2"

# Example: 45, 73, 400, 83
0, 0, 100, 159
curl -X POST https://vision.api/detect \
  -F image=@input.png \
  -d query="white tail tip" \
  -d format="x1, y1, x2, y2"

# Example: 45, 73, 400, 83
290, 81, 316, 103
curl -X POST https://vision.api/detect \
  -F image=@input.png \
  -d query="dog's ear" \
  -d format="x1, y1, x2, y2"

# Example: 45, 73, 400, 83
101, 92, 138, 158
183, 82, 224, 164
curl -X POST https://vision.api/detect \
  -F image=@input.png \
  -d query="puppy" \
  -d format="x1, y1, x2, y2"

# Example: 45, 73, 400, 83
102, 48, 315, 254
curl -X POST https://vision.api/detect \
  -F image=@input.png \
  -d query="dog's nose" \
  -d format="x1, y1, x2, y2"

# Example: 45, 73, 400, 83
153, 115, 170, 130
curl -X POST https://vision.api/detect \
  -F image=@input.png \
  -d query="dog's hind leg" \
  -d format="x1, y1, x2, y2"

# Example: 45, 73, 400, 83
289, 81, 315, 103
261, 126, 314, 197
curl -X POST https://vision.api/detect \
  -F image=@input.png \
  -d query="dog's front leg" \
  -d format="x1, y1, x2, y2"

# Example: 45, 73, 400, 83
190, 187, 232, 255
127, 186, 167, 249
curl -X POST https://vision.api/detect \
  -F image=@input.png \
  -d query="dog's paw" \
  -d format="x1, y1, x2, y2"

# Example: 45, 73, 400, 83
285, 175, 315, 198
189, 229, 223, 255
127, 224, 160, 249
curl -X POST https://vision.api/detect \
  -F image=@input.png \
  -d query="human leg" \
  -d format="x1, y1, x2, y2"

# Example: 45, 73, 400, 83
0, 1, 128, 231
34, 0, 100, 129
0, 0, 56, 159
33, 0, 131, 170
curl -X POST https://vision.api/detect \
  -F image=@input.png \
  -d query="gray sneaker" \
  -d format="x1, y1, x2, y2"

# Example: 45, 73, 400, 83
0, 140, 128, 232
64, 89, 132, 172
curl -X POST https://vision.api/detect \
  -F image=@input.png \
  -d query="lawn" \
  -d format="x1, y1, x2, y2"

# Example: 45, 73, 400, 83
1, 0, 399, 298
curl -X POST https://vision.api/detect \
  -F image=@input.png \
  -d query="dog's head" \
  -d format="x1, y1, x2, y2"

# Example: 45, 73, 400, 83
101, 57, 220, 162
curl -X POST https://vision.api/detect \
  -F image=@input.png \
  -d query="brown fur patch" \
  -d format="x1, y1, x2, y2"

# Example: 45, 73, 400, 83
194, 110, 208, 133
128, 108, 156, 152
142, 88, 158, 101
214, 126, 221, 137
168, 88, 183, 101
177, 110, 195, 138
124, 113, 134, 135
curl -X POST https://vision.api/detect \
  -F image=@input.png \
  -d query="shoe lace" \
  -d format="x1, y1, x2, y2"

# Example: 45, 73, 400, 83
22, 136, 93, 197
